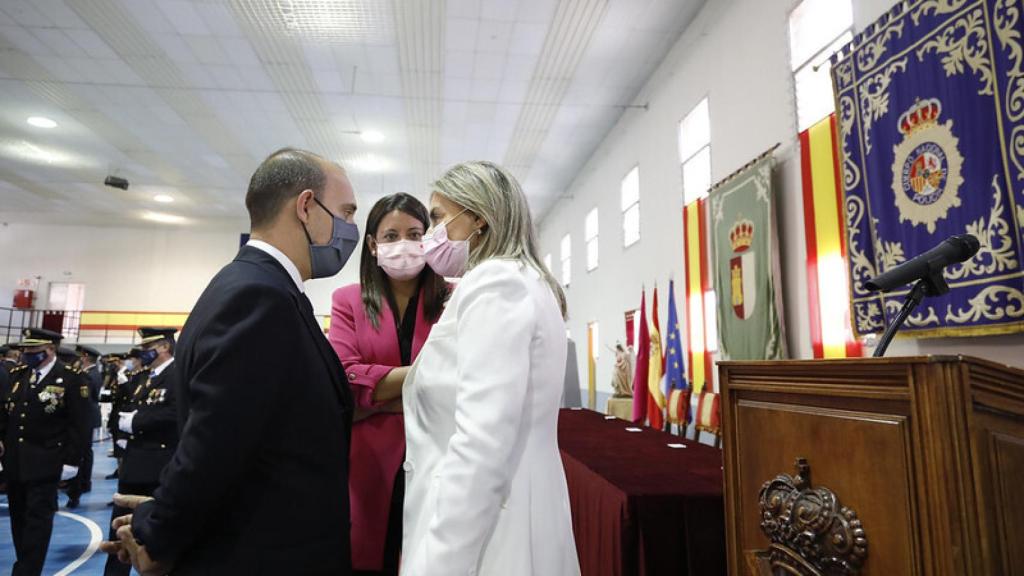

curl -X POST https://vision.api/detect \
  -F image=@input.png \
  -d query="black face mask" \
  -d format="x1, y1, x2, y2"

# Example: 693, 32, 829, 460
139, 348, 159, 367
302, 197, 360, 279
22, 350, 47, 369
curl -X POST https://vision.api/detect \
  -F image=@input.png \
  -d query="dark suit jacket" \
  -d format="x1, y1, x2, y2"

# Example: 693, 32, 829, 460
132, 245, 354, 575
0, 361, 90, 482
121, 363, 179, 485
83, 364, 103, 428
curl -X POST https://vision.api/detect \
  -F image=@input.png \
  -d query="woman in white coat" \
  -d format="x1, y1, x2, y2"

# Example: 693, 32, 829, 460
401, 161, 581, 576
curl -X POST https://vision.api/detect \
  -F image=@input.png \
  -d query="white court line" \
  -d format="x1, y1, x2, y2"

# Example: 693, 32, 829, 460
0, 503, 103, 575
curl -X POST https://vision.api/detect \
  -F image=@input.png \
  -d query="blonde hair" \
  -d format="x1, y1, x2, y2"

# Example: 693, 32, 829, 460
432, 161, 567, 317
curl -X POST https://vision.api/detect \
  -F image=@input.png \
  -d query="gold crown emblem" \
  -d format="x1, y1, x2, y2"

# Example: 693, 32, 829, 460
729, 219, 754, 253
898, 98, 941, 136
759, 459, 868, 575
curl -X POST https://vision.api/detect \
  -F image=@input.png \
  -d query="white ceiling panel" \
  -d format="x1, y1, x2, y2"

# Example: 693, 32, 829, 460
476, 19, 513, 53
0, 0, 704, 228
447, 0, 482, 20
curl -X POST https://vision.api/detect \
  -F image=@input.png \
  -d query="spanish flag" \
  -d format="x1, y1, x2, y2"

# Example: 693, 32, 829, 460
683, 199, 714, 393
647, 287, 665, 430
799, 114, 862, 358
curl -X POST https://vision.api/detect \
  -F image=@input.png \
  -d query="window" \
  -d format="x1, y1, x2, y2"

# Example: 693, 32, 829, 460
543, 253, 553, 273
789, 0, 853, 131
560, 233, 572, 288
585, 208, 599, 271
621, 166, 640, 247
680, 98, 712, 204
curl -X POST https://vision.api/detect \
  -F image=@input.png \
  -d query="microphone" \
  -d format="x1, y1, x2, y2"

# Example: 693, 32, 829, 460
865, 234, 980, 293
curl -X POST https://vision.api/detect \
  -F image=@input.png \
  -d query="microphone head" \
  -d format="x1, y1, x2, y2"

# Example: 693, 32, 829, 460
949, 234, 980, 261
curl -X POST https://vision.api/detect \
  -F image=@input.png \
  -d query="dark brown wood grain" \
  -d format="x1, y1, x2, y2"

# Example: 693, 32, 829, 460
719, 356, 1024, 576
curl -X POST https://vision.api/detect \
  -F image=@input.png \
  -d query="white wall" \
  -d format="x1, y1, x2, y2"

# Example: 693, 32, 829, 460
0, 221, 360, 318
537, 0, 1024, 401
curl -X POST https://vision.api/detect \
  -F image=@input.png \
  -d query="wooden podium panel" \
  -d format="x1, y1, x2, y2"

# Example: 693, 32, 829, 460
719, 356, 1024, 576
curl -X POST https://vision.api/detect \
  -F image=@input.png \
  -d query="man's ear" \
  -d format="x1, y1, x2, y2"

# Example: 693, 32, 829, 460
295, 189, 315, 224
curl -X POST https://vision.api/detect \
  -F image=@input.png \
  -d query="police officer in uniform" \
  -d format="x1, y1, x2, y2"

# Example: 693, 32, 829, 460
103, 327, 179, 576
0, 328, 90, 576
106, 348, 143, 481
65, 344, 103, 508
0, 344, 17, 493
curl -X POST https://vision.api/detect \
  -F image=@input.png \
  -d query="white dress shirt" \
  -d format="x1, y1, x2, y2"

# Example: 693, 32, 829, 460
36, 356, 56, 381
247, 239, 305, 293
150, 357, 175, 378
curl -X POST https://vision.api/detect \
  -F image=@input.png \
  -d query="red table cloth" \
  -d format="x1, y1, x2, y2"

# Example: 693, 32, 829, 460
558, 408, 726, 576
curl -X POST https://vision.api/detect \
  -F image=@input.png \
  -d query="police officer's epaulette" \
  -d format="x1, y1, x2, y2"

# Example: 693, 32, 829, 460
9, 364, 28, 374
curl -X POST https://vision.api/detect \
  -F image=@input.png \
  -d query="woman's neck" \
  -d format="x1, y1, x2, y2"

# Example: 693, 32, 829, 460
389, 277, 419, 315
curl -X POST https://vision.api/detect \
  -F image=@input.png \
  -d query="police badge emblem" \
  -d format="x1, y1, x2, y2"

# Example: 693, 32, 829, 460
890, 98, 964, 233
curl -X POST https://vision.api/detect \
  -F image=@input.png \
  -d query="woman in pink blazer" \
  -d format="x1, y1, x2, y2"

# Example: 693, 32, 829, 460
329, 193, 449, 575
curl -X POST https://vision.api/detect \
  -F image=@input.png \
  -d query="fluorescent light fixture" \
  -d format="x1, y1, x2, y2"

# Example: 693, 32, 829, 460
233, 0, 395, 44
360, 130, 384, 143
142, 211, 187, 224
352, 154, 387, 172
153, 194, 174, 203
2, 140, 73, 166
27, 116, 57, 129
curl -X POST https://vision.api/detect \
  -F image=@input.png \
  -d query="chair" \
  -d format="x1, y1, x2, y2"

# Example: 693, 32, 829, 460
665, 388, 690, 435
691, 390, 721, 448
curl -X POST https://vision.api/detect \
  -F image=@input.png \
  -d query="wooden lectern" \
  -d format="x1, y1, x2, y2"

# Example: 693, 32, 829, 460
719, 356, 1024, 576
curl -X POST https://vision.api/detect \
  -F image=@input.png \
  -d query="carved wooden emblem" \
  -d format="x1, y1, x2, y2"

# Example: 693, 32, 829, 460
758, 458, 868, 576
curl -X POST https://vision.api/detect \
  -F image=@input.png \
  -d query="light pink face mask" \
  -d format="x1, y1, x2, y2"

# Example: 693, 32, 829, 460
376, 239, 426, 281
422, 212, 471, 277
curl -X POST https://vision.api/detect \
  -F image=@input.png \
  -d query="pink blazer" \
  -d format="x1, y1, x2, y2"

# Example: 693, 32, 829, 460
328, 283, 434, 570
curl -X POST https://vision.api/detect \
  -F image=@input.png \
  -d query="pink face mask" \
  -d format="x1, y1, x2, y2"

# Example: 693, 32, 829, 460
376, 239, 426, 281
422, 212, 471, 278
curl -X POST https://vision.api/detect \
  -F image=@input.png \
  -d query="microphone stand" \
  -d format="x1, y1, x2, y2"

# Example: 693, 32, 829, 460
872, 269, 949, 358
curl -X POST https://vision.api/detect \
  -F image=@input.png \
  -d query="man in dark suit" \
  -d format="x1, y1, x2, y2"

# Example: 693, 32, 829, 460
103, 328, 179, 576
1, 328, 90, 576
101, 147, 359, 575
0, 344, 20, 493
65, 344, 103, 508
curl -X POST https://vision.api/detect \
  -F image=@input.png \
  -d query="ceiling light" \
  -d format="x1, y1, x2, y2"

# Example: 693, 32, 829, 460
153, 194, 174, 203
2, 140, 71, 165
352, 154, 387, 172
233, 0, 395, 44
360, 130, 385, 143
142, 211, 187, 224
27, 116, 57, 129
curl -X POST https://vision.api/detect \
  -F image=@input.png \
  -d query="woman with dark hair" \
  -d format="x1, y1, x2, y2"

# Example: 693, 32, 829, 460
328, 192, 448, 576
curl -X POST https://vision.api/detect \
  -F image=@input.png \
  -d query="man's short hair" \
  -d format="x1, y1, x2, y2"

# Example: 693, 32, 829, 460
245, 148, 327, 229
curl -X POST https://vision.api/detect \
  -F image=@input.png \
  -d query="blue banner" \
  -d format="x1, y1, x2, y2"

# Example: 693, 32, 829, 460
833, 0, 1024, 338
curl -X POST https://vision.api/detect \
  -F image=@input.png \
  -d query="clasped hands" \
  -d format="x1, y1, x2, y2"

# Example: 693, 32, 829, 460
99, 493, 174, 576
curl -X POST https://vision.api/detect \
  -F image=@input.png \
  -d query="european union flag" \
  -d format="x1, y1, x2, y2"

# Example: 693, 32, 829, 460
664, 280, 689, 423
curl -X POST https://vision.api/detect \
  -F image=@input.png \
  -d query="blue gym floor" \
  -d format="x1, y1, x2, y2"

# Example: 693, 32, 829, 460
0, 440, 133, 575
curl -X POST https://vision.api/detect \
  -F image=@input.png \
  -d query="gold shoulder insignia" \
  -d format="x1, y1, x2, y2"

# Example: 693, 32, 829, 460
10, 364, 28, 374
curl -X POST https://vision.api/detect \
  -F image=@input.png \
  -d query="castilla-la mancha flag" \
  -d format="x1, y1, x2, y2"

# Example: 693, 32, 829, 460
709, 153, 786, 360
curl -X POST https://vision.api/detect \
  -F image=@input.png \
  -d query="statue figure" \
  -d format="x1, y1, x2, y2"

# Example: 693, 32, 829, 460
611, 342, 634, 398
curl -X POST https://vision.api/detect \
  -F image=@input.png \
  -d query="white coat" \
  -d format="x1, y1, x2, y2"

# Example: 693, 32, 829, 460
401, 259, 581, 576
